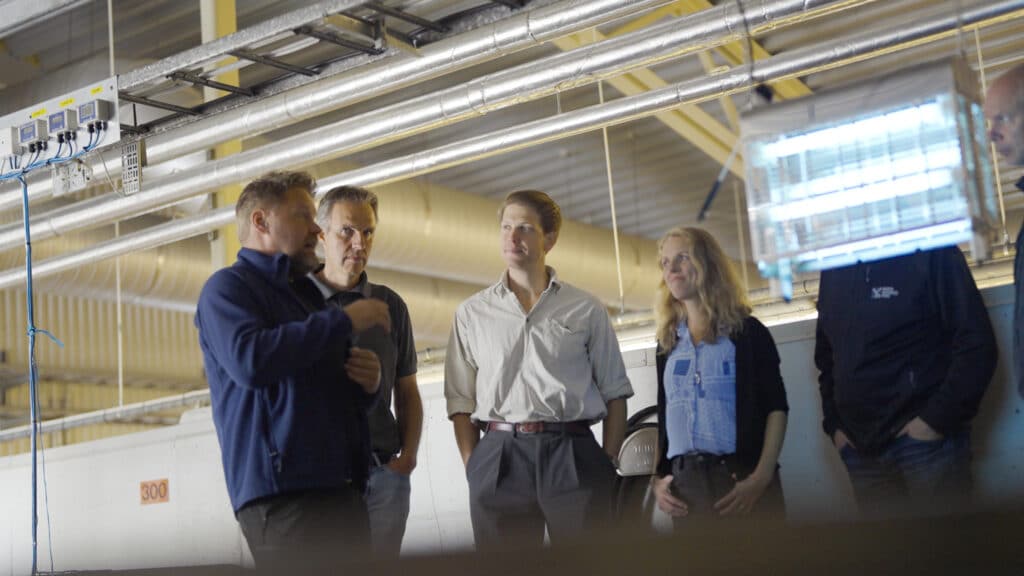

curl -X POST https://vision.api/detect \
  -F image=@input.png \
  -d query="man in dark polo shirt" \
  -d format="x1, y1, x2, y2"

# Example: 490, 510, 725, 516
310, 185, 422, 556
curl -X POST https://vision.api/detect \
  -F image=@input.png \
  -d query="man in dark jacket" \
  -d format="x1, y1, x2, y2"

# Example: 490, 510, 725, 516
984, 63, 1024, 397
815, 246, 997, 519
195, 171, 391, 569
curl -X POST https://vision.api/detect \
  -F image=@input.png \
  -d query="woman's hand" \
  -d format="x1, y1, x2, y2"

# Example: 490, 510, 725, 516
714, 472, 771, 516
651, 475, 689, 517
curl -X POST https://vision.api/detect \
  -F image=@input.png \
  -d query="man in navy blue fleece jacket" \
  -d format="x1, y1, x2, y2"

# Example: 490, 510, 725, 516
195, 171, 391, 569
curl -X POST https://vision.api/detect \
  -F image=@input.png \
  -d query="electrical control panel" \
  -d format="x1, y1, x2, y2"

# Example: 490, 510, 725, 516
0, 76, 120, 174
48, 109, 79, 136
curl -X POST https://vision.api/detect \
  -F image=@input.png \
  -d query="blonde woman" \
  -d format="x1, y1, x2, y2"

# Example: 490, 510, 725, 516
650, 227, 788, 522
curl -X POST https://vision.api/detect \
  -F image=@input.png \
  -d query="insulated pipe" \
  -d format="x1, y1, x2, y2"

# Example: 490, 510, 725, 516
0, 226, 211, 313
1, 0, 1019, 303
0, 0, 676, 212
0, 0, 871, 251
0, 179, 663, 310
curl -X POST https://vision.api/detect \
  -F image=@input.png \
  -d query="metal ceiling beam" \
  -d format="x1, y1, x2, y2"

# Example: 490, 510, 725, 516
117, 0, 367, 91
552, 30, 745, 179
365, 2, 450, 33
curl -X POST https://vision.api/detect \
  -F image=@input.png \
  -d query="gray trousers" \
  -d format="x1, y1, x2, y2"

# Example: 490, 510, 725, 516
467, 429, 616, 550
236, 485, 370, 571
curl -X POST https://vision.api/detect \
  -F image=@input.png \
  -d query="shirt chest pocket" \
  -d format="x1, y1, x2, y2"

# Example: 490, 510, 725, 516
667, 358, 693, 404
537, 318, 587, 359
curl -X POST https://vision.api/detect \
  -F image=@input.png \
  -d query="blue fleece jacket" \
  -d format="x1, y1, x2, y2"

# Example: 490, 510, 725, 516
195, 248, 373, 512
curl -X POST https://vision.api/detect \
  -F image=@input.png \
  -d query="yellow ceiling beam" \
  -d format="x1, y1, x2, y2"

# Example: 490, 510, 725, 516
698, 51, 740, 132
676, 0, 812, 101
553, 31, 744, 179
605, 0, 813, 101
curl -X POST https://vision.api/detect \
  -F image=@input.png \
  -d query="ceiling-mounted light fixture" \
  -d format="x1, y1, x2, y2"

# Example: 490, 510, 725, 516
740, 57, 997, 299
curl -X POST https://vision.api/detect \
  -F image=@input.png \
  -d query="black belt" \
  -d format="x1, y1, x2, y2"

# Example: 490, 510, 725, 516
674, 452, 738, 468
483, 421, 590, 435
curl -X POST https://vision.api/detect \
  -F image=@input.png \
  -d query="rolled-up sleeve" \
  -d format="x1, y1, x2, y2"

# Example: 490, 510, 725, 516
445, 308, 478, 418
587, 303, 634, 403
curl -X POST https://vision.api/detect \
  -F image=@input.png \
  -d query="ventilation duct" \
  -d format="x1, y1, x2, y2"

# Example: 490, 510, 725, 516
0, 177, 662, 310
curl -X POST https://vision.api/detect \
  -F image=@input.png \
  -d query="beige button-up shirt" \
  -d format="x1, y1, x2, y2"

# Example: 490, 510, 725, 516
445, 267, 633, 423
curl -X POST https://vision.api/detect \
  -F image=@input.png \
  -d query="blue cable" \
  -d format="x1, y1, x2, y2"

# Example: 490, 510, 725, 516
9, 134, 77, 575
17, 173, 41, 576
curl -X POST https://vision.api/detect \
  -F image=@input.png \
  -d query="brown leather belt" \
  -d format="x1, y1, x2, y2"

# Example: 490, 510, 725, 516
484, 421, 590, 435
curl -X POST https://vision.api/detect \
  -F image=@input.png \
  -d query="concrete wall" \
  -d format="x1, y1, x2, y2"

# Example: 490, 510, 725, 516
1, 283, 1021, 574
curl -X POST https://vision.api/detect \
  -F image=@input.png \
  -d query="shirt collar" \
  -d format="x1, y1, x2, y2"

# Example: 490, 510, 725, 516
236, 248, 294, 287
495, 266, 561, 296
308, 267, 370, 300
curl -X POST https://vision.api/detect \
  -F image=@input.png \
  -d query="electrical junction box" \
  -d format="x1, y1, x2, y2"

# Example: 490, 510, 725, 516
78, 99, 112, 125
740, 57, 996, 299
2, 127, 23, 157
49, 109, 79, 135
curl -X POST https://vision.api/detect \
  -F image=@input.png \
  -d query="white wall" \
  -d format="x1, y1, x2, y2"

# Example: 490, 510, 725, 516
1, 282, 1021, 573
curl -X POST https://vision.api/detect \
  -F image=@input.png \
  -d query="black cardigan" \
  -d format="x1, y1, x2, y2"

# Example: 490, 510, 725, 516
655, 315, 789, 477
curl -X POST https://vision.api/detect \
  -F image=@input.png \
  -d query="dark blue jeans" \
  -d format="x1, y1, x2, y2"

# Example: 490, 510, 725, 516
839, 430, 972, 520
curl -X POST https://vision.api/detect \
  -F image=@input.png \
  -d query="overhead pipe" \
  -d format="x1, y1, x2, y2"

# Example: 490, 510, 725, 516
0, 0, 1019, 303
0, 226, 211, 313
0, 0, 677, 212
0, 177, 663, 309
0, 0, 873, 252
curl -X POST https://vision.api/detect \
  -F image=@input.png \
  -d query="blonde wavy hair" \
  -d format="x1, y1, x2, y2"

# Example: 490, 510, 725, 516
654, 227, 752, 351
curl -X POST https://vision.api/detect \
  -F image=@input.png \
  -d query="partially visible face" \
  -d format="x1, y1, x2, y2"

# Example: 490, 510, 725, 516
321, 200, 377, 278
659, 235, 699, 302
499, 203, 552, 269
265, 186, 321, 274
984, 79, 1024, 166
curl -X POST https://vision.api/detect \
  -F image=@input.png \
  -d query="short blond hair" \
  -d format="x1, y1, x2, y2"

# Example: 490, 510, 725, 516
498, 190, 562, 236
236, 171, 316, 242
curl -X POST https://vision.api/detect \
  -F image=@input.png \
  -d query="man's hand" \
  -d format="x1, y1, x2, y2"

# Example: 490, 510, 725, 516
387, 453, 417, 476
833, 429, 853, 452
651, 475, 688, 517
714, 472, 771, 516
346, 347, 381, 394
901, 417, 943, 441
344, 299, 391, 333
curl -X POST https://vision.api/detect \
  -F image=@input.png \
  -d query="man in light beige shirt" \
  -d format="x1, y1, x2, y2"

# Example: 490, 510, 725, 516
445, 190, 633, 549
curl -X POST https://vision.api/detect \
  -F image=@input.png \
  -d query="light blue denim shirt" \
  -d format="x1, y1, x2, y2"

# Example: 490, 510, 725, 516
664, 321, 737, 458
